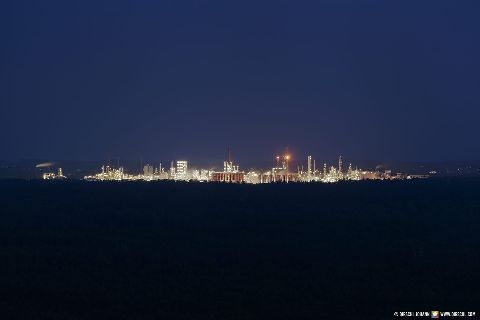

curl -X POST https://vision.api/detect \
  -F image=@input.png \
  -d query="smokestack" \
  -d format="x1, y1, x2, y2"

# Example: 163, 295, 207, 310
307, 155, 312, 181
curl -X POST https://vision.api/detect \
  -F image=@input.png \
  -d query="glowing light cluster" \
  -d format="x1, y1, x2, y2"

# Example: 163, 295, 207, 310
84, 166, 125, 181
43, 168, 67, 180
82, 154, 428, 183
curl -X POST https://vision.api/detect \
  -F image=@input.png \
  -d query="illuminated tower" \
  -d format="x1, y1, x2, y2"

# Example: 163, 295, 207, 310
223, 147, 238, 172
285, 154, 290, 183
323, 163, 327, 177
211, 148, 244, 183
169, 161, 175, 179
307, 155, 312, 181
338, 155, 343, 174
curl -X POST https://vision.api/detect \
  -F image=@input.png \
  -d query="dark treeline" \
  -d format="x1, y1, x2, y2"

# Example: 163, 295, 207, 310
0, 179, 479, 319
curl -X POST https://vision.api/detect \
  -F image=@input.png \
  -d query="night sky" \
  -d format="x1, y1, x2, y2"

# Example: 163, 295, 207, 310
2, 0, 480, 165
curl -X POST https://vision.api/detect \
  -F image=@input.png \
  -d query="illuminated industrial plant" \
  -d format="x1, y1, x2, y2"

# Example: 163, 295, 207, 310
210, 148, 245, 183
84, 165, 125, 181
82, 151, 428, 183
43, 168, 67, 180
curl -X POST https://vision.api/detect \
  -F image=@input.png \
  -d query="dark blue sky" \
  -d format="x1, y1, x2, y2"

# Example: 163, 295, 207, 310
1, 0, 479, 165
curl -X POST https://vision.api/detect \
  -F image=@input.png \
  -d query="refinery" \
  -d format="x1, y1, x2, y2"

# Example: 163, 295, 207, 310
78, 151, 429, 183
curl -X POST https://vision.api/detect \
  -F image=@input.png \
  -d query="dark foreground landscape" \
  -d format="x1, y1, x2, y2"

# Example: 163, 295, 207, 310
1, 179, 479, 320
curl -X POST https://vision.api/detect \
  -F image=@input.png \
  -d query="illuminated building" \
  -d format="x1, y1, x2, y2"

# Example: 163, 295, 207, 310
175, 161, 188, 180
244, 171, 260, 184
143, 164, 154, 177
191, 169, 212, 182
211, 150, 244, 183
43, 167, 67, 180
156, 168, 169, 180
43, 173, 55, 180
211, 170, 244, 183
